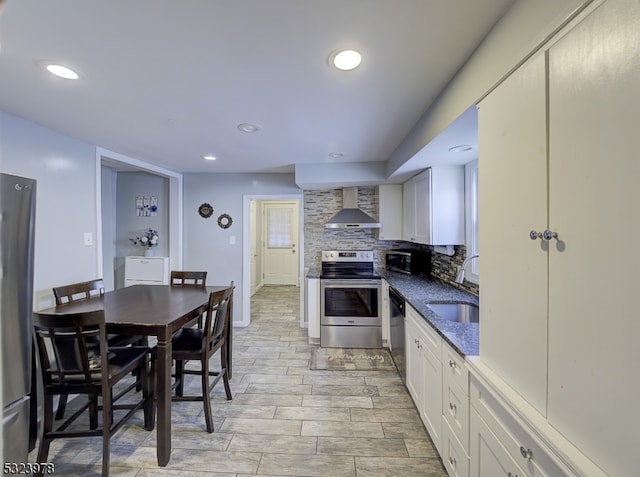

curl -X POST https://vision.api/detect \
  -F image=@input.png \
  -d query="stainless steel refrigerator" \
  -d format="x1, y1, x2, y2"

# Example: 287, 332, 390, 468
1, 172, 36, 464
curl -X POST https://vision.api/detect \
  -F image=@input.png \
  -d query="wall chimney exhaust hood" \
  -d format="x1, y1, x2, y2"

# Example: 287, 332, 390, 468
325, 187, 381, 229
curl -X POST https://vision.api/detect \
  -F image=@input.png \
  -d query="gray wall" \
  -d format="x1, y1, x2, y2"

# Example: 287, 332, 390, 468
182, 173, 302, 324
0, 111, 99, 309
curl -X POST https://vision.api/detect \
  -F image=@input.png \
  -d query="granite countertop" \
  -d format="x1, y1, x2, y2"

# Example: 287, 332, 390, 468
384, 271, 479, 357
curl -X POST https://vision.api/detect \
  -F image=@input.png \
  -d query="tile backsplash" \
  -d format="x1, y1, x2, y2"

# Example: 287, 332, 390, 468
303, 188, 478, 296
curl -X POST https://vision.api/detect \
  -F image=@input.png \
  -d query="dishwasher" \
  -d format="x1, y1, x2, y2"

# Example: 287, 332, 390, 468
388, 286, 406, 383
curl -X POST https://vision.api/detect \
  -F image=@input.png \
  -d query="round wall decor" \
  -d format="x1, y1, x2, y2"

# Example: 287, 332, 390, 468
217, 213, 233, 229
198, 203, 214, 219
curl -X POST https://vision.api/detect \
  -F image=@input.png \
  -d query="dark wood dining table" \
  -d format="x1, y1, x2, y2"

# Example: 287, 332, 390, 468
36, 284, 233, 467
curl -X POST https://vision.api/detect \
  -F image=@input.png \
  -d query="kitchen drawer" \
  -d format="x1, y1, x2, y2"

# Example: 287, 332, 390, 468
442, 418, 470, 477
443, 340, 468, 395
443, 377, 470, 453
470, 374, 569, 477
406, 304, 441, 360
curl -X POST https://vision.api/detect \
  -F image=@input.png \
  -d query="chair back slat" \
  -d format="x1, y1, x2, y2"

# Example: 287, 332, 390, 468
203, 282, 234, 345
33, 310, 107, 384
53, 279, 105, 305
170, 270, 207, 287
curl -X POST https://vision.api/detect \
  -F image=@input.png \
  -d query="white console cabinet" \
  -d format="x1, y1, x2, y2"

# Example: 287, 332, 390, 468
124, 256, 169, 286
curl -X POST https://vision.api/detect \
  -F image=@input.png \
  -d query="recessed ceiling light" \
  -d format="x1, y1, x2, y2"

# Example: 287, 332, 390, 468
331, 49, 362, 71
448, 145, 473, 153
237, 123, 260, 133
44, 63, 79, 80
203, 155, 216, 161
328, 152, 344, 158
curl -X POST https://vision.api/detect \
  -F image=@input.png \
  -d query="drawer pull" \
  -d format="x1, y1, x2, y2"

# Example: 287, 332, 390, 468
448, 456, 456, 467
448, 359, 456, 368
508, 473, 519, 477
520, 446, 533, 460
449, 402, 457, 413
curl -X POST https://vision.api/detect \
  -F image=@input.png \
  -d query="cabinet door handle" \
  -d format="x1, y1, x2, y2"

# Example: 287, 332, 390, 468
520, 446, 533, 460
449, 402, 457, 413
508, 473, 519, 477
448, 359, 456, 368
530, 229, 558, 241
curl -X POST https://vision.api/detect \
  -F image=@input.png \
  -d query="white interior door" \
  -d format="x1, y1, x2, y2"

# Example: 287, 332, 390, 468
263, 201, 299, 285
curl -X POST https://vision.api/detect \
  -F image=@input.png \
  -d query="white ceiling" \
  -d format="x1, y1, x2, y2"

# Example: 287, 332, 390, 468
0, 0, 512, 176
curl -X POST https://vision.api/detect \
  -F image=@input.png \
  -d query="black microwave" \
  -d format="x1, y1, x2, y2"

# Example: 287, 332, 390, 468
385, 249, 431, 276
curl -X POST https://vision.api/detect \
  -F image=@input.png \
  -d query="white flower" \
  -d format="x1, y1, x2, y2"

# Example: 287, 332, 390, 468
141, 236, 149, 244
150, 236, 158, 245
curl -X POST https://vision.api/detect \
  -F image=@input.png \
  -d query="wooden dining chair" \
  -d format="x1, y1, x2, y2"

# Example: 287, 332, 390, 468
171, 281, 234, 433
170, 271, 207, 327
32, 309, 154, 477
51, 278, 148, 420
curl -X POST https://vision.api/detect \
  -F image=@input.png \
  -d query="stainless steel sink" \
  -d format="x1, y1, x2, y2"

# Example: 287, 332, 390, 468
427, 303, 479, 323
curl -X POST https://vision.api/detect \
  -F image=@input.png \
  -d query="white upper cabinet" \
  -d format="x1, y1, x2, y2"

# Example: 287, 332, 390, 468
376, 184, 403, 241
478, 1, 640, 475
402, 166, 464, 245
478, 51, 548, 415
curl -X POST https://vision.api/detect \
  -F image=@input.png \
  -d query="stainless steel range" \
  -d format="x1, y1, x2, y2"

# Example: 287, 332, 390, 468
320, 250, 382, 348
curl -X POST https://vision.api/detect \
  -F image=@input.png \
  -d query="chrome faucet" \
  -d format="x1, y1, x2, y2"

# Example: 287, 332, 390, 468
455, 254, 479, 284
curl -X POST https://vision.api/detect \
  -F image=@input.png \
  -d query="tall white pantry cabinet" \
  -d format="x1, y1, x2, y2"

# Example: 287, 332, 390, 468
477, 1, 640, 475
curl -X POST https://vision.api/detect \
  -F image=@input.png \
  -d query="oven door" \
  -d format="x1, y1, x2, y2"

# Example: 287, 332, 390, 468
320, 279, 382, 326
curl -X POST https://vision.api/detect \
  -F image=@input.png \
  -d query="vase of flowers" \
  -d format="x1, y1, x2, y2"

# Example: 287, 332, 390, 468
130, 228, 159, 257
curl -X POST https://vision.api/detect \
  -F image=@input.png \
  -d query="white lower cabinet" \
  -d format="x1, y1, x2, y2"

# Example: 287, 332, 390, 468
467, 362, 603, 477
442, 340, 470, 477
405, 305, 442, 453
470, 408, 526, 477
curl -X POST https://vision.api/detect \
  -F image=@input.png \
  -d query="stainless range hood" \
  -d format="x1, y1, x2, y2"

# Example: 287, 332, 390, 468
325, 187, 381, 229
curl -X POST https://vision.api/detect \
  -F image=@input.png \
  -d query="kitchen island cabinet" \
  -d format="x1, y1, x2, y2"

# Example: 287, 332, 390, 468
477, 0, 639, 474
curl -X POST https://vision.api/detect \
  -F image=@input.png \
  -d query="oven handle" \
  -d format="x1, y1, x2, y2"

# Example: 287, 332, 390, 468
320, 279, 382, 288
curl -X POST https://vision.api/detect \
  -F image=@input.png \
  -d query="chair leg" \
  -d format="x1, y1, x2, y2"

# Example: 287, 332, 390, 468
89, 395, 99, 429
202, 358, 214, 433
54, 394, 68, 420
143, 353, 155, 431
175, 360, 185, 397
221, 344, 232, 400
34, 437, 52, 477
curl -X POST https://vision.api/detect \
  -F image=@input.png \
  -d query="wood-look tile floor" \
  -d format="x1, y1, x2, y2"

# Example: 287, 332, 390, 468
33, 285, 447, 476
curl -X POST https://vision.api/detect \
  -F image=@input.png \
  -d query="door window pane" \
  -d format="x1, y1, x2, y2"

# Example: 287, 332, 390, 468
267, 207, 292, 248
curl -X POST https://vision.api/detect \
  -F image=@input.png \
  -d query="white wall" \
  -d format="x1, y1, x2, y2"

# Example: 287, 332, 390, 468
101, 166, 117, 291
183, 173, 302, 325
0, 111, 100, 309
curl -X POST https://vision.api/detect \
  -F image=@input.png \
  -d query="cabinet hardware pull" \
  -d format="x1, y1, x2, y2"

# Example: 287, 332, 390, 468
530, 229, 558, 241
449, 456, 456, 467
449, 402, 456, 413
449, 359, 456, 368
520, 446, 533, 460
508, 473, 518, 477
